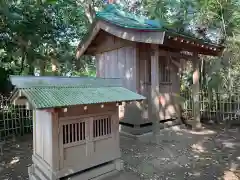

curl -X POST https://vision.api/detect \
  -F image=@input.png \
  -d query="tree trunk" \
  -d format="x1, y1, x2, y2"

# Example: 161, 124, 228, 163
51, 58, 58, 76
19, 47, 26, 75
28, 65, 35, 75
85, 3, 95, 23
77, 1, 96, 24
25, 48, 36, 75
39, 61, 46, 76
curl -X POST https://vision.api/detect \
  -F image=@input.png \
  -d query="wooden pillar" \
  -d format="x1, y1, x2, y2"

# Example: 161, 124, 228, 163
150, 45, 160, 139
135, 44, 140, 93
33, 110, 36, 156
86, 117, 94, 157
51, 112, 59, 171
192, 55, 201, 129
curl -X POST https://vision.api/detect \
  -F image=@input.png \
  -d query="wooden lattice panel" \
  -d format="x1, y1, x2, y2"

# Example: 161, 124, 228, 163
93, 116, 112, 139
62, 121, 86, 147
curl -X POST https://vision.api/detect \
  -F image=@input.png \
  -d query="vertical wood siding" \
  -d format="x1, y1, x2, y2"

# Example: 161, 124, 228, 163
96, 46, 137, 92
35, 110, 53, 166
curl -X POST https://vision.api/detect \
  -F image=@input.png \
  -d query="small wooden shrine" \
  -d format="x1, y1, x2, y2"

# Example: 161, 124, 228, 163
10, 76, 145, 180
76, 4, 225, 135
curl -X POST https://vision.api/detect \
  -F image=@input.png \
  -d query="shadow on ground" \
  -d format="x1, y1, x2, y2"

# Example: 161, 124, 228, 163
1, 125, 240, 180
0, 134, 32, 180
119, 125, 240, 180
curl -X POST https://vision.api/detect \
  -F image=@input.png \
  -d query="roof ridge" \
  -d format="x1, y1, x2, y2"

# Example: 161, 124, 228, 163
20, 85, 123, 89
10, 75, 121, 79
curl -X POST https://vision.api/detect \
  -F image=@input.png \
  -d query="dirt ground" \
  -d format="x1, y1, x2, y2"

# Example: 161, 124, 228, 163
1, 125, 240, 180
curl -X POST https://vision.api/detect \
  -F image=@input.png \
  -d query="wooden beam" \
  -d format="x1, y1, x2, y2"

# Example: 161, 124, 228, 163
77, 19, 224, 58
165, 34, 224, 53
150, 44, 160, 141
159, 48, 194, 61
76, 21, 101, 58
100, 21, 165, 44
163, 38, 222, 56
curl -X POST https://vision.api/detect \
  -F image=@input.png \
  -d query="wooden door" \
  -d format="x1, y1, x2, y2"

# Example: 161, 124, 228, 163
59, 117, 89, 170
59, 114, 117, 172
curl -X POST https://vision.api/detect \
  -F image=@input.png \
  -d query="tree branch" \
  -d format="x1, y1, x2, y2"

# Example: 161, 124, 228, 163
216, 0, 227, 38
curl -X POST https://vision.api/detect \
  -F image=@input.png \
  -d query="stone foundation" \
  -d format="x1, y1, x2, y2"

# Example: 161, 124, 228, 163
28, 159, 124, 180
120, 118, 183, 136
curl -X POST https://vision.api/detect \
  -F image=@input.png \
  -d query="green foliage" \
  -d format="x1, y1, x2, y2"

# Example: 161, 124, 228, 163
0, 0, 94, 79
0, 0, 239, 96
181, 70, 193, 87
145, 0, 240, 94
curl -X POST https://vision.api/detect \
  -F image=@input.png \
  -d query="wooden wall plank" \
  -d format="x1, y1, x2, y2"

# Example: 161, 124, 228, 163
110, 51, 116, 78
125, 47, 133, 91
87, 33, 135, 55
106, 51, 111, 78
97, 54, 105, 78
133, 45, 138, 92
95, 55, 100, 77
104, 53, 109, 78
112, 50, 118, 78
117, 48, 126, 87
95, 46, 137, 92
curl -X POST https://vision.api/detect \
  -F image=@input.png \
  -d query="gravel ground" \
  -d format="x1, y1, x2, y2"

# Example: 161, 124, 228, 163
1, 125, 240, 180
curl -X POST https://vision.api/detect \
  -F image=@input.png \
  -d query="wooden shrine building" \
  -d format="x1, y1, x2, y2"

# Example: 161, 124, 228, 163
9, 76, 145, 180
77, 4, 225, 135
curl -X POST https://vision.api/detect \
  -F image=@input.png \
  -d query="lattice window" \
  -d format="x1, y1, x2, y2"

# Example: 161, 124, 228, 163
159, 56, 171, 83
62, 121, 85, 145
93, 116, 112, 138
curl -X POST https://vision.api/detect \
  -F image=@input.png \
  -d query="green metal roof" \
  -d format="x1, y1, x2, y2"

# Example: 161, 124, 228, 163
96, 4, 221, 47
20, 87, 145, 109
10, 76, 145, 109
10, 76, 122, 88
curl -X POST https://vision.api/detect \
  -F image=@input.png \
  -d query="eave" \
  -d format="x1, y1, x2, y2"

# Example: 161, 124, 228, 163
76, 19, 225, 58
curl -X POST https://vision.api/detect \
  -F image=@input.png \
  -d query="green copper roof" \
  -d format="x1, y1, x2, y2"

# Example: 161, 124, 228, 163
96, 4, 163, 30
96, 4, 221, 46
10, 76, 145, 109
